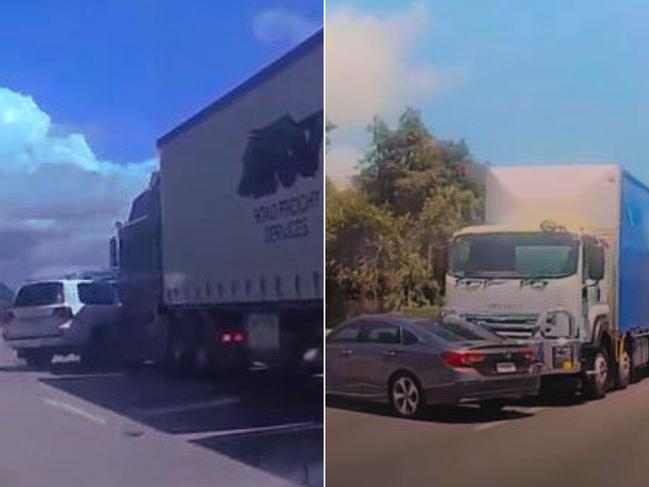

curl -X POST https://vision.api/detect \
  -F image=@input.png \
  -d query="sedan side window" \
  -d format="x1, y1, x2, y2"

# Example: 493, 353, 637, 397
327, 323, 363, 344
402, 329, 420, 345
362, 323, 401, 345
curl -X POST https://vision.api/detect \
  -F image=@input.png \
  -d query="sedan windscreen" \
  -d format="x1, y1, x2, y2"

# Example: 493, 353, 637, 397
14, 283, 64, 307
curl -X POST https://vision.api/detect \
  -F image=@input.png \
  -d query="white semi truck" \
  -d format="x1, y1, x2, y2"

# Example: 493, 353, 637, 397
112, 30, 323, 375
446, 164, 649, 398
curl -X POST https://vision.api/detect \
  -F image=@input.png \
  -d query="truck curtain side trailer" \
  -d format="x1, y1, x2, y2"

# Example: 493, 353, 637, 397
445, 164, 649, 398
113, 30, 323, 374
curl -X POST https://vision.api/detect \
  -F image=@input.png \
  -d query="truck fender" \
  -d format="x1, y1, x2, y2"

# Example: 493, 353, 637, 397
582, 315, 612, 366
587, 305, 610, 342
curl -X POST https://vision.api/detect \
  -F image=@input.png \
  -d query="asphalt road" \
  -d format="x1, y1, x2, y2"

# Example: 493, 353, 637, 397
326, 375, 649, 487
0, 339, 322, 487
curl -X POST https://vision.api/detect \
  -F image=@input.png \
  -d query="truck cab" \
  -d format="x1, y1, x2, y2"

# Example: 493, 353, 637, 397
445, 221, 612, 393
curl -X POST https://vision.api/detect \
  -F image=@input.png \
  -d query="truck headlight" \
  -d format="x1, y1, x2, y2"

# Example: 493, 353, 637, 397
544, 311, 573, 338
552, 345, 574, 370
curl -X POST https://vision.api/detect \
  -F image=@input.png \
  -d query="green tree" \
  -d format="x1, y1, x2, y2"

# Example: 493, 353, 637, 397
326, 185, 430, 321
326, 108, 483, 322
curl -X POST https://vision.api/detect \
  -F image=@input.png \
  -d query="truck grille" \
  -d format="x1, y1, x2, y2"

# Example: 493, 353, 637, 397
464, 314, 539, 339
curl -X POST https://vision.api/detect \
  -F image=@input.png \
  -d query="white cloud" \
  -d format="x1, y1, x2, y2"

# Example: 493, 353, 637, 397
326, 3, 438, 128
326, 4, 447, 182
253, 8, 319, 47
0, 87, 157, 287
326, 144, 362, 186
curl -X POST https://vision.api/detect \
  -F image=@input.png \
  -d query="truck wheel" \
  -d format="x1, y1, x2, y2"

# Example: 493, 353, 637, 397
23, 350, 52, 368
192, 346, 212, 376
169, 341, 192, 375
81, 329, 114, 369
615, 349, 632, 390
584, 348, 611, 399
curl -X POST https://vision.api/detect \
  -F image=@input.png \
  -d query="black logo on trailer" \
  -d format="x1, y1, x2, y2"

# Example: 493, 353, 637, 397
237, 110, 323, 199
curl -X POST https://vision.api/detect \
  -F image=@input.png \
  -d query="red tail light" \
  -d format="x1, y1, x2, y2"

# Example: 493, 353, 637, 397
519, 348, 535, 363
442, 350, 486, 368
232, 331, 246, 343
52, 307, 73, 320
221, 330, 246, 344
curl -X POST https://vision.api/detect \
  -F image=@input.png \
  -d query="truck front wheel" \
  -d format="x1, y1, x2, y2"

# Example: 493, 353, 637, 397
584, 348, 611, 399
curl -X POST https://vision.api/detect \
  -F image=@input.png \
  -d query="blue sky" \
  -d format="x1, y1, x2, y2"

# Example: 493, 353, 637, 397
0, 0, 322, 163
327, 0, 649, 183
0, 1, 322, 286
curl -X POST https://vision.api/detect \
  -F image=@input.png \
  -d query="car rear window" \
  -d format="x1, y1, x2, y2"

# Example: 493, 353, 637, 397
422, 320, 496, 342
14, 282, 64, 307
78, 282, 118, 305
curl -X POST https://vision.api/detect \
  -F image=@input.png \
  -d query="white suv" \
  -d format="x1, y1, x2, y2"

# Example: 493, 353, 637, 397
2, 279, 121, 367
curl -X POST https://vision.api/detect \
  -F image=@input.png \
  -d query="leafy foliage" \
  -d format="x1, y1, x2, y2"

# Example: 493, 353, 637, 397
327, 108, 483, 322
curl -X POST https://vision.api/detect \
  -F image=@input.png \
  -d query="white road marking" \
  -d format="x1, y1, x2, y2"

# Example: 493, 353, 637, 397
472, 421, 502, 432
471, 406, 545, 432
44, 398, 107, 425
519, 406, 545, 414
181, 421, 321, 441
133, 397, 240, 418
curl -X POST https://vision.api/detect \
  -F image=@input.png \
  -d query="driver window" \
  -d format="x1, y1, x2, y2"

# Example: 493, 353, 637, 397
361, 323, 401, 345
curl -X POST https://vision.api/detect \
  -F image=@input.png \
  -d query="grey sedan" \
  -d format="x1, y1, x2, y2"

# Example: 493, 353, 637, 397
326, 314, 541, 418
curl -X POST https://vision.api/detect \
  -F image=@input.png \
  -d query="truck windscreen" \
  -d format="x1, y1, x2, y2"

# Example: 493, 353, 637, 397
450, 232, 579, 279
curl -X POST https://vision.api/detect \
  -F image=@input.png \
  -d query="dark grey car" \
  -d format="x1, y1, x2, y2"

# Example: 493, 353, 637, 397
326, 314, 541, 418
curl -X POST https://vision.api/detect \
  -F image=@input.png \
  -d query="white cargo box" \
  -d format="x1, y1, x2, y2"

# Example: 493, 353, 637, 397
157, 31, 323, 306
485, 164, 621, 240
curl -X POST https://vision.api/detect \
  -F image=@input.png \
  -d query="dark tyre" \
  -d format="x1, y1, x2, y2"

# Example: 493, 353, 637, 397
191, 345, 214, 376
23, 350, 52, 368
81, 330, 111, 369
277, 168, 297, 188
166, 337, 192, 375
389, 373, 425, 418
584, 348, 611, 400
615, 348, 632, 390
540, 376, 579, 399
480, 399, 506, 415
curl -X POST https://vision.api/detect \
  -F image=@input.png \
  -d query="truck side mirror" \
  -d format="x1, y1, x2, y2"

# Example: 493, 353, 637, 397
110, 236, 119, 270
587, 245, 604, 281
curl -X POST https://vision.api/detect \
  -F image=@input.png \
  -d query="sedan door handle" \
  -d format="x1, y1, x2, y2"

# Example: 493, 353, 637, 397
384, 350, 398, 357
339, 349, 353, 357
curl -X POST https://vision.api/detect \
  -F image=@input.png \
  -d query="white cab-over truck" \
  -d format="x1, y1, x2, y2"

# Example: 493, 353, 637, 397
112, 30, 323, 375
446, 164, 649, 398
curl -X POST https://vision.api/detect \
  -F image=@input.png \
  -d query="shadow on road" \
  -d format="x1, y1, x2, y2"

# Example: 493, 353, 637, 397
326, 395, 535, 424
193, 427, 323, 486
33, 364, 323, 486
